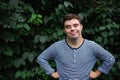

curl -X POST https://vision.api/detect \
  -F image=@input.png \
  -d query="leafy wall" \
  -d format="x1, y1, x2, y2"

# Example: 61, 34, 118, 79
0, 0, 120, 80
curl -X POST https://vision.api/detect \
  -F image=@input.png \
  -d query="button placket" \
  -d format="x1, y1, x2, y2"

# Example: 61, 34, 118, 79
73, 49, 77, 63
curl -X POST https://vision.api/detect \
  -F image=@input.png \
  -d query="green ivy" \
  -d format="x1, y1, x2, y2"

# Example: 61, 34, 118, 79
0, 0, 120, 80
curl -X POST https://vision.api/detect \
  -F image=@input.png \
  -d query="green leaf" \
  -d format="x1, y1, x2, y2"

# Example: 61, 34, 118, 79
17, 23, 24, 28
28, 53, 34, 63
58, 4, 64, 9
44, 16, 52, 24
14, 58, 25, 68
24, 23, 30, 31
39, 36, 48, 44
39, 45, 46, 50
22, 52, 29, 60
37, 14, 42, 18
34, 35, 40, 43
95, 36, 103, 42
20, 58, 26, 65
14, 60, 20, 68
78, 13, 84, 20
109, 31, 114, 36
57, 29, 63, 36
3, 46, 13, 56
117, 61, 120, 69
26, 5, 34, 13
21, 71, 26, 79
101, 32, 108, 38
15, 71, 21, 78
36, 18, 43, 24
99, 26, 106, 31
9, 0, 18, 7
31, 13, 37, 21
64, 1, 69, 7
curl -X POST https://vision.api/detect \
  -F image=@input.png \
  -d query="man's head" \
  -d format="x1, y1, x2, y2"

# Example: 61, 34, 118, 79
63, 13, 83, 40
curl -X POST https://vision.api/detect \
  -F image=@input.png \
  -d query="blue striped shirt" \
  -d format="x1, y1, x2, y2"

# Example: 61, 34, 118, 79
37, 39, 115, 80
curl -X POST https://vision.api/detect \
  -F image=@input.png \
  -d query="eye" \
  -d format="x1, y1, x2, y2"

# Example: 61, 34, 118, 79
73, 24, 79, 27
65, 25, 71, 29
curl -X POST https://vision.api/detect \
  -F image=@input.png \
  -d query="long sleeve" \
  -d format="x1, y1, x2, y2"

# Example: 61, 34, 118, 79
92, 42, 115, 74
37, 44, 56, 75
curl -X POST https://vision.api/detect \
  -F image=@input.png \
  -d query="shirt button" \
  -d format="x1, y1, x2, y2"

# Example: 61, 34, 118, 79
73, 60, 76, 63
73, 55, 76, 57
73, 49, 77, 52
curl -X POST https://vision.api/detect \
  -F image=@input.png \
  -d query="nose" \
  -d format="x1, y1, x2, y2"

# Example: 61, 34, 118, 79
71, 26, 75, 30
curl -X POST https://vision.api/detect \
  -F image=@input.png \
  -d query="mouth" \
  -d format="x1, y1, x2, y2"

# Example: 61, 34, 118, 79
71, 32, 77, 35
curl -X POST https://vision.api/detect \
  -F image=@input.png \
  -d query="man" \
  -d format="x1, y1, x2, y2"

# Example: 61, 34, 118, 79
37, 13, 115, 80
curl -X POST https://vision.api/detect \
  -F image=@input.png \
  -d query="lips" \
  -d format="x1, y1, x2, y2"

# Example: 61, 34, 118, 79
69, 33, 77, 37
70, 32, 77, 35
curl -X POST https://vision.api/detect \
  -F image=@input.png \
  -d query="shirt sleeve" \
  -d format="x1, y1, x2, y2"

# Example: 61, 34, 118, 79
92, 42, 115, 74
37, 43, 56, 75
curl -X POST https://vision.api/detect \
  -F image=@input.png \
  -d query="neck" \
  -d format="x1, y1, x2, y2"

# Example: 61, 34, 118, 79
66, 37, 84, 48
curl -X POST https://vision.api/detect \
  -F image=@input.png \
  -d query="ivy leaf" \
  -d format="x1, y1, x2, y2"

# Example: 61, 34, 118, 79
36, 18, 43, 24
20, 58, 26, 65
22, 52, 29, 60
58, 4, 64, 9
24, 23, 30, 31
14, 58, 25, 68
28, 53, 34, 63
101, 32, 108, 38
14, 60, 20, 68
99, 26, 106, 31
57, 28, 63, 36
39, 36, 48, 44
29, 13, 36, 22
21, 71, 26, 79
37, 14, 42, 18
9, 0, 18, 7
3, 46, 13, 56
78, 13, 84, 20
15, 71, 21, 78
17, 23, 24, 28
64, 1, 69, 7
34, 35, 40, 43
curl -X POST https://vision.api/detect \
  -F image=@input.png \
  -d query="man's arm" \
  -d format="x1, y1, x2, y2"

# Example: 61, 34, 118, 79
93, 42, 115, 74
37, 44, 56, 75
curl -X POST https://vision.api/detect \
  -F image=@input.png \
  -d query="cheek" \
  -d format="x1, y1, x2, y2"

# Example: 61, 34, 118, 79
77, 27, 82, 32
64, 29, 70, 33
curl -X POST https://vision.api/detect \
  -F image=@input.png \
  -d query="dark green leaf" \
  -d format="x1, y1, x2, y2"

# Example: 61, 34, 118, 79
14, 60, 20, 68
24, 23, 30, 31
28, 53, 34, 63
22, 52, 29, 60
3, 46, 13, 56
15, 71, 21, 78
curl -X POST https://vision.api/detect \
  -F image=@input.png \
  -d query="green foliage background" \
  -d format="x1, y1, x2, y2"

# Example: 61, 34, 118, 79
0, 0, 120, 80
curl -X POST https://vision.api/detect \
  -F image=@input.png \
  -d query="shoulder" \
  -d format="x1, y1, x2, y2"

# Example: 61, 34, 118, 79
84, 39, 96, 45
84, 39, 103, 49
84, 39, 99, 48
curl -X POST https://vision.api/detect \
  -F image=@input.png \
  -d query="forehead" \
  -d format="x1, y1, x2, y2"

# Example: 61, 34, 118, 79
64, 19, 80, 26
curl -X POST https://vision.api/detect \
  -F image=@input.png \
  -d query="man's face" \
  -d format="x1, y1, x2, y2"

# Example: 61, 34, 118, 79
64, 19, 83, 40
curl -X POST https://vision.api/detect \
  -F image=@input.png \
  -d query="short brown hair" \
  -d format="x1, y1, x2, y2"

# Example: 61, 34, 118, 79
63, 13, 81, 27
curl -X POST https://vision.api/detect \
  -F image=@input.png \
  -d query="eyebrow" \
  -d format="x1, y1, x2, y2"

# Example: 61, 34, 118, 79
73, 23, 79, 26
